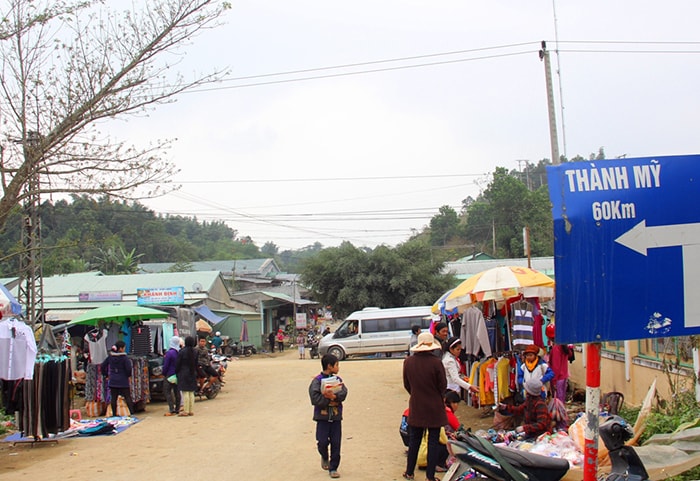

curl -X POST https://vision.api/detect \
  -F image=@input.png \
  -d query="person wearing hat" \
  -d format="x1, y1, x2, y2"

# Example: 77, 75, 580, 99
276, 328, 285, 352
442, 337, 479, 396
210, 331, 223, 354
498, 378, 552, 438
162, 336, 181, 416
402, 332, 447, 481
517, 344, 554, 400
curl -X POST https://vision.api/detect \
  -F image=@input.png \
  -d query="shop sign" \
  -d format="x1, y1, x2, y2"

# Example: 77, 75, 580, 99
137, 287, 185, 306
78, 290, 123, 302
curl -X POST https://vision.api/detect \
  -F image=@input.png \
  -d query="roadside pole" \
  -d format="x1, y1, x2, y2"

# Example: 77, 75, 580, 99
541, 39, 600, 481
584, 343, 602, 481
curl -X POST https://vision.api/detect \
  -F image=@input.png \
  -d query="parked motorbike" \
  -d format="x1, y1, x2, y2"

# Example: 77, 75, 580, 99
448, 430, 570, 481
306, 333, 320, 359
447, 415, 649, 481
223, 340, 257, 357
599, 415, 649, 481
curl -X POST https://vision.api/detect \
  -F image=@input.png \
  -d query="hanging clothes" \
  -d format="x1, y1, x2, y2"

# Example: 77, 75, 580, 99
85, 328, 109, 365
496, 356, 512, 402
19, 356, 70, 439
526, 297, 545, 348
511, 300, 535, 348
460, 306, 492, 357
0, 318, 38, 380
130, 325, 152, 356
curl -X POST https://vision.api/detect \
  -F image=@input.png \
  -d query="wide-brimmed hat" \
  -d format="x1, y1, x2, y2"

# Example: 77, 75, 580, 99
524, 378, 543, 396
410, 332, 442, 352
523, 344, 540, 355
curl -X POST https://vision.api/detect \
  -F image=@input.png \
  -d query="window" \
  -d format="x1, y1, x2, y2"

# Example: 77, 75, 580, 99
637, 336, 693, 367
602, 341, 624, 353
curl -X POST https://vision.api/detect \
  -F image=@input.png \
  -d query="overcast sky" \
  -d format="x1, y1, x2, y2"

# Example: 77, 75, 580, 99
108, 1, 700, 251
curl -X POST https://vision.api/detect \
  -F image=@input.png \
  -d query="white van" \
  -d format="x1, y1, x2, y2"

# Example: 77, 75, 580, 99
318, 306, 433, 360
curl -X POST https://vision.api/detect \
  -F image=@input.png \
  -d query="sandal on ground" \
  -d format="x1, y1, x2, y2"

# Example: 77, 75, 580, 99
321, 459, 330, 470
164, 412, 174, 416
435, 465, 447, 472
178, 413, 188, 417
329, 470, 340, 478
402, 473, 415, 480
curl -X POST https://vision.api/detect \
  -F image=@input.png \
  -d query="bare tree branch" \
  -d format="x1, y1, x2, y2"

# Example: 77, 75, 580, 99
0, 0, 231, 228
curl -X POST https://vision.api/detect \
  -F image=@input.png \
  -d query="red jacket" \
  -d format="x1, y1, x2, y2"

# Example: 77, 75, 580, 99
505, 394, 551, 437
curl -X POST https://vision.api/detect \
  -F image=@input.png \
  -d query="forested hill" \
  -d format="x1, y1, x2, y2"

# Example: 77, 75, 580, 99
0, 195, 264, 276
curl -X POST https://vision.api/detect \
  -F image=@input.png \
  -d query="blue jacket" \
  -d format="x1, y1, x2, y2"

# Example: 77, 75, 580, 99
162, 348, 178, 378
101, 352, 132, 388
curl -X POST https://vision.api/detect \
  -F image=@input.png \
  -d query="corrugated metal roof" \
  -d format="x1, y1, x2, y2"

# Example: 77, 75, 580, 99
44, 309, 91, 322
234, 290, 317, 306
42, 271, 225, 297
444, 257, 555, 277
139, 259, 280, 276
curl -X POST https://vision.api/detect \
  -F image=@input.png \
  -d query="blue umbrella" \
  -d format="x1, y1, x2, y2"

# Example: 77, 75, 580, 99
0, 283, 22, 317
432, 288, 458, 316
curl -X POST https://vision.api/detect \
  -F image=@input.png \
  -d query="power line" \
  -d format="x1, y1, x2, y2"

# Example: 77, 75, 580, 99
192, 50, 537, 92
175, 173, 486, 184
184, 40, 700, 93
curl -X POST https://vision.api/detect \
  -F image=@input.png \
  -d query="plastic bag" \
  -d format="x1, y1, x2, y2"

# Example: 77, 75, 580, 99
417, 428, 448, 468
105, 396, 130, 417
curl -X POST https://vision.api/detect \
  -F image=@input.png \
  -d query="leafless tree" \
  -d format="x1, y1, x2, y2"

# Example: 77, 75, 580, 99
0, 0, 231, 229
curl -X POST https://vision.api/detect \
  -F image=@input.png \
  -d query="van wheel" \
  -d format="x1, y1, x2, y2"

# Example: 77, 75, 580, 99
328, 346, 345, 361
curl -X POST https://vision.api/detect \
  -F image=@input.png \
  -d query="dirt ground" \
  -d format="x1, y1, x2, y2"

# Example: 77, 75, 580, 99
0, 348, 495, 481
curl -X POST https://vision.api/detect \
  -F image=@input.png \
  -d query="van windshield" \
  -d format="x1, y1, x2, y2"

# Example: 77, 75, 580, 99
334, 320, 358, 338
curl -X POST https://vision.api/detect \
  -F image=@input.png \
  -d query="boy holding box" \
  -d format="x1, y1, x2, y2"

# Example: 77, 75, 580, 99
309, 354, 348, 479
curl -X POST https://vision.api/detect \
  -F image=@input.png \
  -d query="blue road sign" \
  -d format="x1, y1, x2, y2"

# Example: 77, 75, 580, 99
547, 154, 700, 344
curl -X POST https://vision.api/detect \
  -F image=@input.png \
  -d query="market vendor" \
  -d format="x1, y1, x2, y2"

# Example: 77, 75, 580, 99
498, 378, 551, 438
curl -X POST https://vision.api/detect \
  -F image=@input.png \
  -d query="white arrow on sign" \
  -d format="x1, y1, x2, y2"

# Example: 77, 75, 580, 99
615, 220, 700, 255
615, 220, 700, 327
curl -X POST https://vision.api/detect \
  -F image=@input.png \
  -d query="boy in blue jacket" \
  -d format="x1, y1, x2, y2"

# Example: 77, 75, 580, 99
309, 354, 348, 479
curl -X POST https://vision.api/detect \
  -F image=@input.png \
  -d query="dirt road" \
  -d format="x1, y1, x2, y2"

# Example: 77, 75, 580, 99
1, 349, 492, 480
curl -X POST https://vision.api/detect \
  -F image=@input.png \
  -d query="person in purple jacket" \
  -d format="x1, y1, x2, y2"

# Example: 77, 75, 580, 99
162, 336, 181, 416
101, 340, 134, 416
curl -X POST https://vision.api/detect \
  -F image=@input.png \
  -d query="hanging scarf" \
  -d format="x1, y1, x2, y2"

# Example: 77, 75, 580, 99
524, 357, 539, 372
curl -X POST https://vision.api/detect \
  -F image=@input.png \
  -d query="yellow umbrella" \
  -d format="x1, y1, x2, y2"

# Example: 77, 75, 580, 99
445, 266, 554, 311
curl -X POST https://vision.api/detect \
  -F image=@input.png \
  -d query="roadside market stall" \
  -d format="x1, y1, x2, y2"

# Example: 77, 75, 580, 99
0, 285, 73, 440
66, 305, 170, 415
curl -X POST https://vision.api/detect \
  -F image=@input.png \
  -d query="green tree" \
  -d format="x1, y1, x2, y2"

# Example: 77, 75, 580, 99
429, 205, 460, 246
261, 241, 279, 257
465, 167, 553, 258
92, 246, 143, 274
300, 239, 453, 319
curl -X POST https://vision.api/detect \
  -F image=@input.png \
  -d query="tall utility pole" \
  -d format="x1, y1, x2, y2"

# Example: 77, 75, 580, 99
17, 131, 45, 328
539, 41, 560, 165
541, 39, 601, 481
